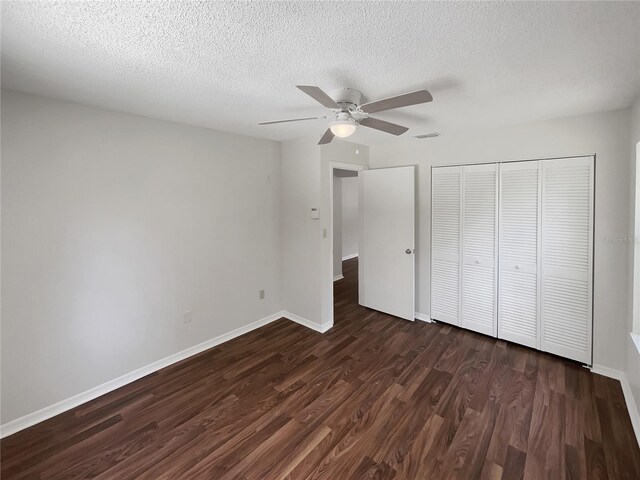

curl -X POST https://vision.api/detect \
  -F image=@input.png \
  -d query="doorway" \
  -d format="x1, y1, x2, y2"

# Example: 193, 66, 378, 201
333, 169, 360, 323
325, 160, 415, 327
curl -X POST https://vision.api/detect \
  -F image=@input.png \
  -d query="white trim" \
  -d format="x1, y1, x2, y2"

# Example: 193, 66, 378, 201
590, 364, 625, 379
342, 253, 358, 261
331, 161, 367, 172
415, 312, 433, 323
631, 332, 640, 355
283, 311, 332, 333
333, 274, 344, 282
590, 364, 640, 447
633, 142, 640, 334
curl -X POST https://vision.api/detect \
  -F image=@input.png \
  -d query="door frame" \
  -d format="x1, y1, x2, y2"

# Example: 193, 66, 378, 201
327, 161, 368, 328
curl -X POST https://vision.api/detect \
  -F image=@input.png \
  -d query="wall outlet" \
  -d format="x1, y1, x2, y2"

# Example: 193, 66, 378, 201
259, 289, 265, 300
183, 311, 192, 324
322, 228, 327, 238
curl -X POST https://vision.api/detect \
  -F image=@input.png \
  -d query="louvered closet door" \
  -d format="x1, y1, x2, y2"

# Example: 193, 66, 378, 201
498, 161, 540, 349
461, 164, 498, 337
541, 156, 594, 364
431, 166, 461, 326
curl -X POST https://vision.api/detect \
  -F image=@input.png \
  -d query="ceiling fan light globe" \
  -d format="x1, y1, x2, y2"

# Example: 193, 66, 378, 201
329, 121, 357, 138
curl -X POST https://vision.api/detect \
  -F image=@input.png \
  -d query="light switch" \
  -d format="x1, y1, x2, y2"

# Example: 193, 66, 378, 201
311, 207, 320, 219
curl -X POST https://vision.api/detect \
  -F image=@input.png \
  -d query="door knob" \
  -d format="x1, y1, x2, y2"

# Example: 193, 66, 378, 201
405, 249, 413, 254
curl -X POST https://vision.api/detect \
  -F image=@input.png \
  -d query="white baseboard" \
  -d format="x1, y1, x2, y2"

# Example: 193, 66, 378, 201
591, 364, 640, 447
283, 311, 332, 333
342, 253, 358, 261
0, 310, 287, 439
415, 312, 433, 323
333, 274, 344, 282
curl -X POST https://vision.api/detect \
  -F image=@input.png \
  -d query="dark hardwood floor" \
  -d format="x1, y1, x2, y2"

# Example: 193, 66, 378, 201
2, 258, 639, 479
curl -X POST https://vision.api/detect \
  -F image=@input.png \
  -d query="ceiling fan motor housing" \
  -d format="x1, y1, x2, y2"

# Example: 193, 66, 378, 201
329, 87, 362, 111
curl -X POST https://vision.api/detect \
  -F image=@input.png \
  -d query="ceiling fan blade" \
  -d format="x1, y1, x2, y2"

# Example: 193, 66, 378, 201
318, 128, 335, 145
360, 89, 433, 114
296, 85, 340, 109
258, 117, 319, 125
360, 117, 409, 136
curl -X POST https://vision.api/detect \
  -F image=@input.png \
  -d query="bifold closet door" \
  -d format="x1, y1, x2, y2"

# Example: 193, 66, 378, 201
461, 164, 498, 336
498, 161, 540, 349
431, 166, 461, 326
540, 156, 594, 364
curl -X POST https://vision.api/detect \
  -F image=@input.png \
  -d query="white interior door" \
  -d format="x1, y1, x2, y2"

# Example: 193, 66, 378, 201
461, 164, 498, 336
540, 156, 594, 364
431, 166, 461, 326
498, 160, 541, 348
359, 166, 415, 321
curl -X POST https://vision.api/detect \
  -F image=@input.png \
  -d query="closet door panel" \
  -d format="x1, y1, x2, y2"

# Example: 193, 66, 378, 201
541, 156, 594, 364
461, 163, 497, 337
431, 166, 461, 325
498, 161, 540, 349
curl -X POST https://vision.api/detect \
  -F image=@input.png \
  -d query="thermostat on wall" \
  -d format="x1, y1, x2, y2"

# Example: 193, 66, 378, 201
311, 208, 320, 219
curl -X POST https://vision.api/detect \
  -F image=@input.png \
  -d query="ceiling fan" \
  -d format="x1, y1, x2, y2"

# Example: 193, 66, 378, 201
259, 85, 433, 145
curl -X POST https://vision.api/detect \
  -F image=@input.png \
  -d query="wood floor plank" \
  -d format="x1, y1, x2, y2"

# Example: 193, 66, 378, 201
502, 445, 526, 480
566, 443, 587, 480
585, 437, 610, 480
373, 370, 451, 470
395, 414, 445, 480
509, 351, 538, 453
2, 257, 639, 479
439, 403, 497, 480
480, 461, 503, 480
349, 456, 396, 480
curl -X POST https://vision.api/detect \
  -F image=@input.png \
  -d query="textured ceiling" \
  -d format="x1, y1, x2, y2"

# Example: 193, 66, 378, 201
2, 1, 639, 145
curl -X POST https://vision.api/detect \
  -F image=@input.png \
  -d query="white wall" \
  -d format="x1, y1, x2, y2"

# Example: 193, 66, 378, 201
281, 136, 322, 324
333, 175, 343, 278
370, 108, 632, 371
1, 90, 283, 424
341, 176, 359, 259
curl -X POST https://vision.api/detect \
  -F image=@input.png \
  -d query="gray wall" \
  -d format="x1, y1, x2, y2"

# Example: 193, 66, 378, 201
281, 138, 369, 328
1, 90, 283, 424
281, 136, 322, 324
626, 95, 640, 423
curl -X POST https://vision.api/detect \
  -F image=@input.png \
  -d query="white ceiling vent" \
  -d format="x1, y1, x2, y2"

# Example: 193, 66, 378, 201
415, 132, 440, 139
